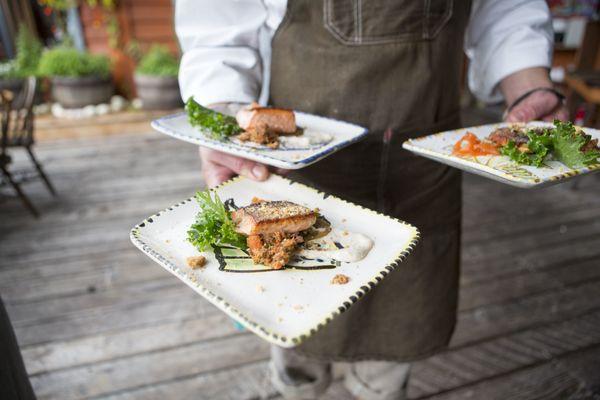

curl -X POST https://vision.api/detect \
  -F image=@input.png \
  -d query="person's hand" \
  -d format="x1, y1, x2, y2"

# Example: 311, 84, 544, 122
200, 147, 269, 188
500, 67, 568, 123
198, 102, 292, 188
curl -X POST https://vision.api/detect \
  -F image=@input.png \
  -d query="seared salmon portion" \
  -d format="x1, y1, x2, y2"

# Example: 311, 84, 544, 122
231, 201, 316, 235
236, 103, 296, 135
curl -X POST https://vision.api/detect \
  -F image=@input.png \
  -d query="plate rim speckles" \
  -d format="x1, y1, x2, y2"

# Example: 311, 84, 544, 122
151, 111, 369, 170
402, 121, 600, 189
129, 175, 419, 348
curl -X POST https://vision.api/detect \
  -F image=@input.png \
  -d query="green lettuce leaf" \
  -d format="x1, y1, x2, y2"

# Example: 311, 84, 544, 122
500, 129, 551, 167
551, 120, 600, 168
499, 121, 600, 169
187, 191, 247, 251
186, 97, 243, 140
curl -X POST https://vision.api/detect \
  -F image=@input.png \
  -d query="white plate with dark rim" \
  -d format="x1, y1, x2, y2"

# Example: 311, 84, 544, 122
151, 112, 369, 170
402, 121, 600, 188
130, 175, 419, 347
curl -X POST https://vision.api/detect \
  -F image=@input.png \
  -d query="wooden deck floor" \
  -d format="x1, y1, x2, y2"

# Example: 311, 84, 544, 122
1, 128, 599, 400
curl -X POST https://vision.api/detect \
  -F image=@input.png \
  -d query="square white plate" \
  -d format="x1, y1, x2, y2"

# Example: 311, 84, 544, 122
151, 112, 369, 170
130, 175, 419, 347
402, 121, 600, 188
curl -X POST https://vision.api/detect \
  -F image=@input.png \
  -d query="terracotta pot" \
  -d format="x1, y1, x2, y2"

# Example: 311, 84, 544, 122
134, 74, 182, 110
51, 76, 114, 109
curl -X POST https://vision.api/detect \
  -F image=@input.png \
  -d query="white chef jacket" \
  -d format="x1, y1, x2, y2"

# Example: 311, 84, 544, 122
175, 0, 553, 106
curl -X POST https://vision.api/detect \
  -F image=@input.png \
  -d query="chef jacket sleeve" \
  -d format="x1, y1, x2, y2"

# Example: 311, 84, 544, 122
465, 0, 554, 104
175, 0, 267, 106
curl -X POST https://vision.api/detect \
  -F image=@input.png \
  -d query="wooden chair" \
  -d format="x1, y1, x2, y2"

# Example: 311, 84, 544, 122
565, 20, 600, 127
1, 77, 56, 217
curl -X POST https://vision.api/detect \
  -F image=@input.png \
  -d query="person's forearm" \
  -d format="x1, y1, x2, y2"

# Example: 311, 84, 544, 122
499, 67, 553, 106
500, 66, 567, 122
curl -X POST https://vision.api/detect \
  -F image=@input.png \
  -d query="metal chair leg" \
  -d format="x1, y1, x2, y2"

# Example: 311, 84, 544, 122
1, 165, 39, 218
25, 146, 56, 196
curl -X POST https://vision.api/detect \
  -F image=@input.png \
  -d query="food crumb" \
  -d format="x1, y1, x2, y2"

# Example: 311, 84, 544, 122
342, 231, 349, 236
342, 218, 347, 222
277, 317, 283, 323
165, 239, 171, 244
256, 285, 266, 293
186, 256, 206, 269
331, 274, 350, 285
293, 304, 304, 311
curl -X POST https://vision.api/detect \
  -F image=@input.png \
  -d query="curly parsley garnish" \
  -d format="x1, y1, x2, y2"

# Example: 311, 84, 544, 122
186, 97, 243, 140
187, 191, 247, 251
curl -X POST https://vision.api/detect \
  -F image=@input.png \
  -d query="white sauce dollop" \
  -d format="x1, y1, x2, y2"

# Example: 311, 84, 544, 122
229, 130, 333, 150
298, 228, 373, 263
279, 131, 333, 149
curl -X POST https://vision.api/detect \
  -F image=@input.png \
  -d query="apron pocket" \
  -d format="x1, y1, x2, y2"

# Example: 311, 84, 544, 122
324, 0, 453, 45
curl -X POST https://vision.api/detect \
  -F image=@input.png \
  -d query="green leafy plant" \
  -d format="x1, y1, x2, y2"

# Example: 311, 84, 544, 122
40, 1, 119, 47
37, 47, 111, 78
136, 45, 179, 77
14, 29, 43, 77
0, 29, 43, 79
0, 61, 17, 79
188, 191, 247, 251
186, 97, 243, 139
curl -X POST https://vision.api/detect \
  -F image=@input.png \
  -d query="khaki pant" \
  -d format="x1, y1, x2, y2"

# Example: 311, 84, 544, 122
270, 346, 410, 400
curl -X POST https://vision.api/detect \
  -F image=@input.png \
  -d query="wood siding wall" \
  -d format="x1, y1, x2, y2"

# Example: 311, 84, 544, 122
79, 0, 178, 97
81, 0, 178, 55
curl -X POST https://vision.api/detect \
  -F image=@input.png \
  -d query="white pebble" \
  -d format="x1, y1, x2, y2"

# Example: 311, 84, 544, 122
82, 105, 96, 117
110, 95, 126, 112
95, 103, 110, 115
131, 98, 143, 110
51, 103, 64, 118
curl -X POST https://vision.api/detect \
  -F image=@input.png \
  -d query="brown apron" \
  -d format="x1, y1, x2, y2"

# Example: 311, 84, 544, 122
270, 0, 471, 361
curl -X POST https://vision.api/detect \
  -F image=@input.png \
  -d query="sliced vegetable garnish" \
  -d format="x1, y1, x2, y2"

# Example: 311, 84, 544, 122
452, 132, 499, 157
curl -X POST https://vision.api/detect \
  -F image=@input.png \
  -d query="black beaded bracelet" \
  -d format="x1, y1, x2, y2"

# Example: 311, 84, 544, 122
504, 87, 565, 118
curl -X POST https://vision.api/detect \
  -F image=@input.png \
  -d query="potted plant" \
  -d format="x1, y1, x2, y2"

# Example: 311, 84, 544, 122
37, 46, 113, 108
134, 45, 182, 110
0, 29, 43, 108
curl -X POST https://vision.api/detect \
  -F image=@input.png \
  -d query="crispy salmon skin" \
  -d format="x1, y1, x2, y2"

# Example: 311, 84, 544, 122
231, 200, 316, 235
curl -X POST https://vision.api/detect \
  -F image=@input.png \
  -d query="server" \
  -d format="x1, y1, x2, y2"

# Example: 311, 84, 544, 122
176, 1, 566, 398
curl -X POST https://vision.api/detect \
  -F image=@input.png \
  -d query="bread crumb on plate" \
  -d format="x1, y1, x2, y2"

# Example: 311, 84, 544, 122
186, 256, 206, 269
331, 274, 350, 285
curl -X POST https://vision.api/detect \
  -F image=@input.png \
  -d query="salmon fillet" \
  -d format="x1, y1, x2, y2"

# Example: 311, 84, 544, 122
231, 201, 316, 235
236, 103, 296, 135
